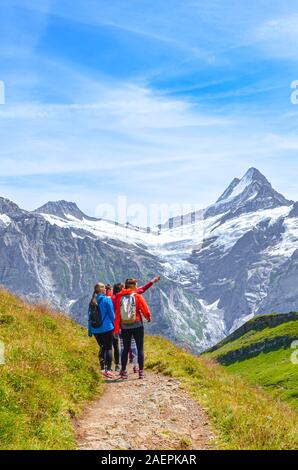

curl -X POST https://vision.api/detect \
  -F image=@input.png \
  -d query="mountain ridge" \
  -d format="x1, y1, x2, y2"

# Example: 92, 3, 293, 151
204, 311, 298, 410
0, 168, 297, 351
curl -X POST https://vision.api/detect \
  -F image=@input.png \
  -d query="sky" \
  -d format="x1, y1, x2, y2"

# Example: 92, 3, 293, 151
1, 0, 298, 225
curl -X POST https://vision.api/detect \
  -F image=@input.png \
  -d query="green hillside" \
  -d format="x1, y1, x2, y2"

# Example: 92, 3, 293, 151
0, 288, 297, 450
146, 336, 298, 450
204, 313, 298, 410
0, 289, 102, 450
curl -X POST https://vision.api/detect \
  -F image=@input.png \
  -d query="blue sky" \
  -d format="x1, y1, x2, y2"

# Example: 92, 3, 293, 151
1, 0, 298, 223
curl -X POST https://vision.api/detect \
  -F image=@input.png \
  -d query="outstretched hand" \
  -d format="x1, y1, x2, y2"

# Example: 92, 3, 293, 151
153, 275, 161, 284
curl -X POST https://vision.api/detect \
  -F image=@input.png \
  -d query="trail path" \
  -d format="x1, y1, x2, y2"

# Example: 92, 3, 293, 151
76, 368, 214, 450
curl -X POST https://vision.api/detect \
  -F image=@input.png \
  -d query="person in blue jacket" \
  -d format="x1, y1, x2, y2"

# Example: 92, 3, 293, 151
88, 282, 115, 378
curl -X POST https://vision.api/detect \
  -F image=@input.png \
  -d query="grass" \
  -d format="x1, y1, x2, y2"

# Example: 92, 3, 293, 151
0, 289, 102, 450
225, 349, 298, 409
145, 335, 298, 450
204, 314, 298, 410
206, 320, 298, 356
1, 287, 297, 450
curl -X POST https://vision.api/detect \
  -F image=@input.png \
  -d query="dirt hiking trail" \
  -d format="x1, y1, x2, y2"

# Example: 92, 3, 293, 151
76, 367, 215, 450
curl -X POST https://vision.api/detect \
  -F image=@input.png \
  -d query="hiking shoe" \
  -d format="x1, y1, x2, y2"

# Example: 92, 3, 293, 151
139, 369, 145, 379
104, 370, 114, 379
115, 364, 121, 373
133, 365, 138, 374
119, 370, 128, 380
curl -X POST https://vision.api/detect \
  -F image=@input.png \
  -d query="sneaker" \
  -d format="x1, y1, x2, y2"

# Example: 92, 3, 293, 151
139, 369, 145, 380
104, 370, 114, 379
133, 365, 138, 374
119, 370, 128, 380
115, 364, 121, 373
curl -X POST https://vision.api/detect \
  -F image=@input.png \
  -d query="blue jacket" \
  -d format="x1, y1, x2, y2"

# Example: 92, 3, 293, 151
88, 294, 115, 336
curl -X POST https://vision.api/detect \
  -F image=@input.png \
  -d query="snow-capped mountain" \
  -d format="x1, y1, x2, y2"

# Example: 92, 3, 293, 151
204, 167, 292, 218
0, 168, 297, 352
35, 200, 99, 222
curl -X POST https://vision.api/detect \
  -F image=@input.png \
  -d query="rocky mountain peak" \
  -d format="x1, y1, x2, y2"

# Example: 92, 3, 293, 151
35, 200, 97, 221
205, 168, 293, 219
0, 197, 26, 217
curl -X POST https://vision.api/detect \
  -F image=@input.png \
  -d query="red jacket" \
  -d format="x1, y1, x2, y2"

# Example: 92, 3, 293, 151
136, 279, 154, 295
114, 288, 151, 334
111, 278, 155, 310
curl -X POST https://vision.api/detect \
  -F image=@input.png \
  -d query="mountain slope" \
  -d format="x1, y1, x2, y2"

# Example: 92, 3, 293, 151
1, 289, 297, 450
204, 313, 298, 409
0, 200, 220, 351
0, 289, 102, 450
146, 336, 298, 450
0, 168, 297, 351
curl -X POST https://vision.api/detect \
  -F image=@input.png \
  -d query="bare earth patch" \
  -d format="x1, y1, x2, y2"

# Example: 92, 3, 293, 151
76, 368, 214, 450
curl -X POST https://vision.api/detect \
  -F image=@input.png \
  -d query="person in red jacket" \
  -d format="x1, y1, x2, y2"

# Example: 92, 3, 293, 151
111, 276, 160, 309
105, 284, 113, 298
137, 276, 160, 295
115, 278, 152, 380
111, 276, 160, 375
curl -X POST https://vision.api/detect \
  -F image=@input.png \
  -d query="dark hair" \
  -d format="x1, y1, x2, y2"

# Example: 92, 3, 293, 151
113, 282, 124, 295
91, 283, 105, 306
125, 278, 137, 289
105, 284, 112, 292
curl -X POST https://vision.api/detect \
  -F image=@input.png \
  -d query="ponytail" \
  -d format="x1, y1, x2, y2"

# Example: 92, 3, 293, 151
90, 282, 105, 306
91, 290, 98, 306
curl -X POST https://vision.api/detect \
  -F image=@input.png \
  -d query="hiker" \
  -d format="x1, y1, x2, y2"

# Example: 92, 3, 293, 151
112, 276, 160, 374
105, 284, 113, 298
111, 276, 160, 307
114, 278, 151, 380
111, 283, 124, 373
111, 282, 124, 373
88, 283, 115, 379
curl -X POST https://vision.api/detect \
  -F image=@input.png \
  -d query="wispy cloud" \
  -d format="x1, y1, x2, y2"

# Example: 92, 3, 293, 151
0, 0, 298, 220
253, 14, 298, 59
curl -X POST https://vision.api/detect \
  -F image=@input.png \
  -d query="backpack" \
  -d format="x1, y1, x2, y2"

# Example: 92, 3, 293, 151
120, 293, 137, 324
89, 297, 104, 328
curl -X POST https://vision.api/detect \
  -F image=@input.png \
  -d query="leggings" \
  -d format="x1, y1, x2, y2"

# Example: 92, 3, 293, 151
94, 330, 113, 371
121, 326, 144, 371
120, 336, 138, 366
113, 334, 120, 365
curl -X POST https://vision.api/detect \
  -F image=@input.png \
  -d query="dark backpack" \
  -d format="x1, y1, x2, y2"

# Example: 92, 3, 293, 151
89, 297, 104, 328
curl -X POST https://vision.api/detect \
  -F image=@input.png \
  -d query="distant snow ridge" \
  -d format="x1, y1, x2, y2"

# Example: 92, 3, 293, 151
0, 168, 297, 352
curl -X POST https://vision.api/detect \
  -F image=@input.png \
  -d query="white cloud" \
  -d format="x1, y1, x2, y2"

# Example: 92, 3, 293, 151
253, 14, 298, 58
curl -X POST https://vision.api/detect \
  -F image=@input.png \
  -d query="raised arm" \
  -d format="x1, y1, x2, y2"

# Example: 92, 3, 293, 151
137, 276, 160, 294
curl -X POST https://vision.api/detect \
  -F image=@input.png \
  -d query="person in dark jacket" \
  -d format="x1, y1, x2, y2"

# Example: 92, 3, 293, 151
88, 282, 115, 379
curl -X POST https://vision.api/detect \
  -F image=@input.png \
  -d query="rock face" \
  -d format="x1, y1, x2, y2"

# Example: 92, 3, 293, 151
0, 168, 297, 352
35, 200, 98, 221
